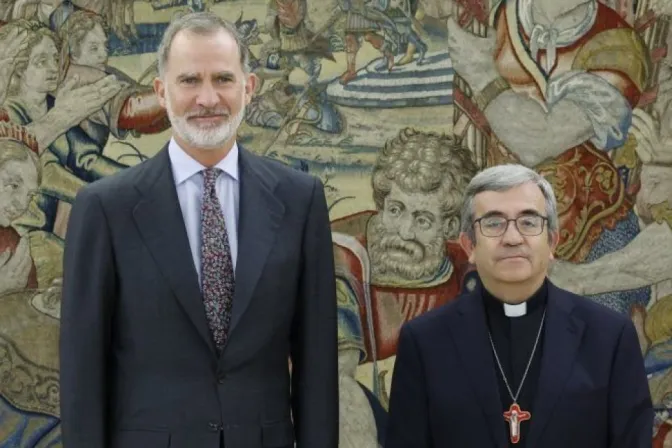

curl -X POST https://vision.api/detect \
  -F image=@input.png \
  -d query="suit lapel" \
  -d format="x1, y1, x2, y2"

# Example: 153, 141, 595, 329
227, 147, 284, 336
527, 283, 585, 446
132, 146, 216, 355
448, 284, 508, 448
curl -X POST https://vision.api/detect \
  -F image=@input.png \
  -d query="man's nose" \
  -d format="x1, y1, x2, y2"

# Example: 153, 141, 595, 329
196, 84, 219, 107
501, 220, 524, 245
398, 216, 415, 240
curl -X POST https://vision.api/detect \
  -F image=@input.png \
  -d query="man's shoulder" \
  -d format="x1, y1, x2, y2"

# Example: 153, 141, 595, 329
553, 283, 631, 334
243, 149, 321, 207
404, 291, 467, 337
247, 150, 318, 188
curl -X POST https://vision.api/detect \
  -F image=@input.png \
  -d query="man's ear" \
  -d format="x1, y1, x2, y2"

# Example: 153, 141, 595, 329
443, 216, 460, 240
244, 72, 258, 104
459, 231, 476, 264
153, 76, 166, 109
549, 229, 559, 260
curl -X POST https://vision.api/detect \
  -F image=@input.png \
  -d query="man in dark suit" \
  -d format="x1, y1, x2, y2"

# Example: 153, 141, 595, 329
59, 12, 338, 448
385, 163, 652, 447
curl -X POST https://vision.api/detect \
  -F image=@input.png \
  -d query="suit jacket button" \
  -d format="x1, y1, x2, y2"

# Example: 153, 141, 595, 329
208, 422, 221, 431
217, 375, 226, 384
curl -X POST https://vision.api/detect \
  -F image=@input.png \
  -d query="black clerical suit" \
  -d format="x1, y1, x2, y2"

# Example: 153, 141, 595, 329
385, 277, 653, 448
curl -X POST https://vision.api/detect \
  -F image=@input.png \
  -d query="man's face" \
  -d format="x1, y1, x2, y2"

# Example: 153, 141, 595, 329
24, 36, 59, 94
74, 23, 108, 69
153, 29, 255, 151
0, 154, 38, 227
460, 182, 558, 287
369, 182, 458, 282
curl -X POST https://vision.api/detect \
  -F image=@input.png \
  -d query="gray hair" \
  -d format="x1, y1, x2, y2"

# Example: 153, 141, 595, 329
156, 12, 250, 78
460, 164, 559, 241
372, 128, 478, 233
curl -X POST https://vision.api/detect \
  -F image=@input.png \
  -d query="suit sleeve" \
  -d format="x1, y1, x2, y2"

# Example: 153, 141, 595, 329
290, 177, 338, 448
60, 187, 116, 448
608, 318, 653, 448
386, 323, 432, 447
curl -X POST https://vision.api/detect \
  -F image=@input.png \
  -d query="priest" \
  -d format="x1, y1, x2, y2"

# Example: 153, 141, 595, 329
385, 163, 653, 447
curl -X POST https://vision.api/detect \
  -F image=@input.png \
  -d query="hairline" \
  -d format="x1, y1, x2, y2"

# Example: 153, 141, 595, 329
371, 129, 478, 216
0, 140, 41, 183
157, 13, 250, 79
460, 165, 559, 242
69, 15, 107, 59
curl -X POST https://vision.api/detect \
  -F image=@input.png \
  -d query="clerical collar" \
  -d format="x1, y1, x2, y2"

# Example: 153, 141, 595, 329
504, 301, 527, 317
482, 279, 548, 317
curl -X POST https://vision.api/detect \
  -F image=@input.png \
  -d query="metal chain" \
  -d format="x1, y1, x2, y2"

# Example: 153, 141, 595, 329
488, 308, 547, 403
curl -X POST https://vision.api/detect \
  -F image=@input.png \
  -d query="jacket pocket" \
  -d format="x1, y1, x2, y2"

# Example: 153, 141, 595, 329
262, 420, 294, 447
111, 429, 171, 448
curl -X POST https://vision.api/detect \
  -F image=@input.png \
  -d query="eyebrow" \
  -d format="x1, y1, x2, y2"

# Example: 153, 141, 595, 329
479, 209, 543, 219
176, 73, 198, 80
2, 174, 24, 183
414, 210, 436, 220
177, 71, 235, 80
30, 52, 51, 61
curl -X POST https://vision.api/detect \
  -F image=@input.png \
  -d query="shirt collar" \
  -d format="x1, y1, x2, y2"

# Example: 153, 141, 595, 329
168, 137, 239, 185
482, 278, 548, 318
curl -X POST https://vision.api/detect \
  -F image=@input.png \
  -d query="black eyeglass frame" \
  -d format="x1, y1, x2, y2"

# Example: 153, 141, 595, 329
472, 214, 549, 238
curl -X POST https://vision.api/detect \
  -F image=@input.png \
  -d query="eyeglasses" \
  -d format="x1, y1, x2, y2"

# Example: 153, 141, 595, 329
473, 214, 548, 237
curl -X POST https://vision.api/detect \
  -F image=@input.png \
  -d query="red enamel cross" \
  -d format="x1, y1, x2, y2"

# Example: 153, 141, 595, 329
503, 403, 531, 444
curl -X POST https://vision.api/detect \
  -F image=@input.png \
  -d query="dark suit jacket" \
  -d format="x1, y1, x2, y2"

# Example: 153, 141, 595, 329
59, 145, 338, 448
385, 279, 653, 448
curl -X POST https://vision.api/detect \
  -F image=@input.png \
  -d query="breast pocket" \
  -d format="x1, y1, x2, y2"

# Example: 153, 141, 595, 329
111, 430, 171, 448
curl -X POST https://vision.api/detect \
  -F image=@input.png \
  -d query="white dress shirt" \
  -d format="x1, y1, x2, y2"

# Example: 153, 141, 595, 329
168, 138, 239, 284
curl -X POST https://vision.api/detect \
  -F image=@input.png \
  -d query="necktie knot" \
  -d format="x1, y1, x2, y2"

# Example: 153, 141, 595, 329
203, 168, 221, 191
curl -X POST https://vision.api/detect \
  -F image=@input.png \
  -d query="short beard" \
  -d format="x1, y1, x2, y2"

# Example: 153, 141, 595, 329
367, 214, 446, 282
165, 89, 246, 150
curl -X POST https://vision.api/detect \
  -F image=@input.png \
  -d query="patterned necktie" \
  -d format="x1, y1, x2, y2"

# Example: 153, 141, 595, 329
200, 167, 235, 352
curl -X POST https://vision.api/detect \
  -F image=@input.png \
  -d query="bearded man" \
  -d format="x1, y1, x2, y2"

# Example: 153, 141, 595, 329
332, 127, 478, 402
59, 12, 338, 448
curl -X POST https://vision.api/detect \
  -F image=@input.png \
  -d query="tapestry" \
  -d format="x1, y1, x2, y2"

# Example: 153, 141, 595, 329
1, 0, 672, 446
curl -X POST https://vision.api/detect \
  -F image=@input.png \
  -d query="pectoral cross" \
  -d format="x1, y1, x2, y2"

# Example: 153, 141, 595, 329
503, 403, 531, 444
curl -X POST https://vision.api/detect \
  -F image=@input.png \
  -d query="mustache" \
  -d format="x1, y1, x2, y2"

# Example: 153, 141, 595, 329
379, 235, 425, 259
186, 108, 229, 118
